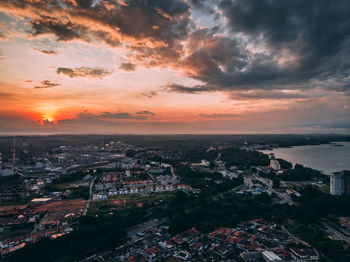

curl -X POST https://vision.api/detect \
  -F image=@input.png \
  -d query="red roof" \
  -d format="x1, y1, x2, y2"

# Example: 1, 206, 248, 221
194, 243, 204, 249
165, 240, 174, 246
234, 231, 245, 236
258, 225, 266, 231
187, 227, 198, 235
272, 247, 288, 258
128, 256, 137, 262
145, 246, 160, 254
247, 243, 261, 250
225, 236, 243, 244
172, 235, 184, 245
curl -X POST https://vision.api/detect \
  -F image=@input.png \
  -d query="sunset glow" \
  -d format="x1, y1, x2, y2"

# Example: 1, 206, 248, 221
0, 0, 349, 134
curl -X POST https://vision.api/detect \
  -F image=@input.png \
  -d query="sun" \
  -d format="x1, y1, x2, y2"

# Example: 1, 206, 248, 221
43, 116, 54, 122
33, 104, 60, 124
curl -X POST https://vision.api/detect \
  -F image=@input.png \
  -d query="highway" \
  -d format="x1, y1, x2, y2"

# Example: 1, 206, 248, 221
83, 175, 97, 216
252, 173, 295, 205
322, 220, 350, 244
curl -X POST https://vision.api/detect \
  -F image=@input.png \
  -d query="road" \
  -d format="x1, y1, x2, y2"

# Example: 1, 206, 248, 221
231, 176, 251, 192
82, 175, 97, 216
170, 165, 179, 183
252, 173, 295, 205
322, 220, 350, 244
127, 218, 165, 241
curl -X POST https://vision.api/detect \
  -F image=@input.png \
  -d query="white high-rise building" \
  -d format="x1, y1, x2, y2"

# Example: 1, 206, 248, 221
270, 159, 281, 171
330, 172, 344, 195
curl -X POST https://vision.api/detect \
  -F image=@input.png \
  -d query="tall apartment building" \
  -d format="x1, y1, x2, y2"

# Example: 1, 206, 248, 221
344, 172, 350, 195
330, 171, 350, 196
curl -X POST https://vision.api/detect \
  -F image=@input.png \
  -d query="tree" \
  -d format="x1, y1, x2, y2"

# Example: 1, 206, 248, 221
272, 178, 281, 189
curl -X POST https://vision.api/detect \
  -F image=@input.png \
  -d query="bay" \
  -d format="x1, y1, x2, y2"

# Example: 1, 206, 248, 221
260, 142, 350, 174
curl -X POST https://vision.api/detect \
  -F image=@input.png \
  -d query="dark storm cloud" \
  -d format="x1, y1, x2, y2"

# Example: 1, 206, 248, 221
33, 80, 60, 89
31, 17, 86, 41
1, 0, 350, 94
75, 0, 94, 9
228, 90, 309, 100
213, 0, 350, 89
163, 82, 214, 93
21, 0, 191, 47
119, 62, 136, 72
56, 67, 113, 78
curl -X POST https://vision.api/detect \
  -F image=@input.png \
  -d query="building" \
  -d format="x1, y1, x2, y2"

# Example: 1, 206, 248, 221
330, 172, 344, 195
262, 251, 282, 262
344, 171, 350, 195
339, 217, 350, 230
241, 252, 262, 262
270, 160, 281, 171
330, 171, 350, 196
289, 247, 319, 261
200, 159, 210, 167
31, 198, 52, 205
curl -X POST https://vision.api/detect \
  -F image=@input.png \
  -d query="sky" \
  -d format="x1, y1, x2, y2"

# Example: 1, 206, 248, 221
0, 0, 349, 134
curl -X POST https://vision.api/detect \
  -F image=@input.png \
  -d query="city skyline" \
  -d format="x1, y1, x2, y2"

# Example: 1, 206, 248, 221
0, 0, 350, 134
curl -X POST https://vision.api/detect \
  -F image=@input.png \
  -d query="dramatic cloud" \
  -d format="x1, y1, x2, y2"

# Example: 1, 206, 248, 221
33, 80, 60, 89
136, 110, 155, 116
199, 113, 240, 119
163, 82, 214, 94
228, 90, 309, 100
100, 111, 152, 120
0, 91, 15, 98
56, 67, 113, 78
119, 62, 136, 72
141, 90, 158, 98
0, 0, 350, 134
59, 110, 155, 127
33, 48, 58, 55
1, 0, 350, 93
0, 31, 6, 41
214, 0, 350, 90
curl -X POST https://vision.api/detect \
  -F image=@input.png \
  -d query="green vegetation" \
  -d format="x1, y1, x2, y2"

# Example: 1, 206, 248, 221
8, 208, 149, 262
277, 158, 293, 169
221, 148, 269, 169
51, 171, 87, 184
183, 149, 218, 162
88, 192, 176, 216
2, 134, 350, 156
125, 148, 137, 157
176, 164, 243, 193
66, 186, 89, 200
0, 174, 23, 186
0, 224, 33, 241
281, 164, 326, 181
